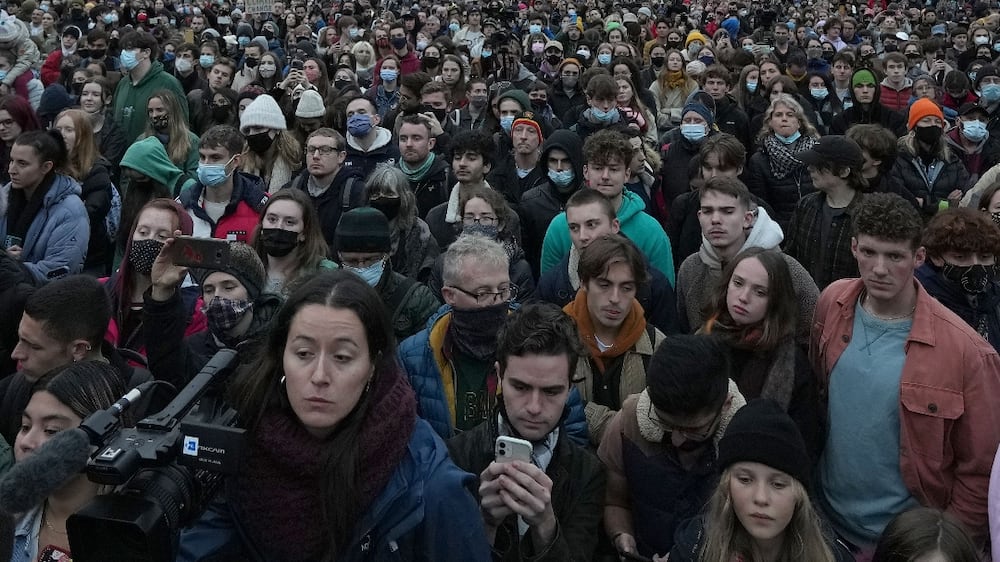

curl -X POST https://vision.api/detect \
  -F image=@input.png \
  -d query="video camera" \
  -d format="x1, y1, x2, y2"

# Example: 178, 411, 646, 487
67, 349, 246, 562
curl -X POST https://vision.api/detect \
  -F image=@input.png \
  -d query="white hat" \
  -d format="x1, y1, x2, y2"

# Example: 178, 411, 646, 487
295, 90, 325, 118
638, 7, 652, 17
240, 94, 286, 133
895, 31, 910, 41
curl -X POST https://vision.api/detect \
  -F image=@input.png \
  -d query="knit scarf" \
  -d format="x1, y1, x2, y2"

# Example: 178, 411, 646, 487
399, 152, 436, 182
763, 133, 816, 180
563, 288, 646, 373
665, 70, 687, 89
702, 315, 796, 409
235, 365, 417, 560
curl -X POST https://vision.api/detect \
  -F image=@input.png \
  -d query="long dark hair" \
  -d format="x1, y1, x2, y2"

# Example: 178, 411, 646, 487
229, 270, 396, 556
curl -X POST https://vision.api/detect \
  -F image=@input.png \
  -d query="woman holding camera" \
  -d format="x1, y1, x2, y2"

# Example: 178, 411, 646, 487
178, 270, 490, 561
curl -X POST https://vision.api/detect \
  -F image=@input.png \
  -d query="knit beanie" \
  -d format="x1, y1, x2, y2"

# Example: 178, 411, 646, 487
717, 398, 811, 484
191, 242, 266, 301
976, 65, 999, 90
851, 69, 877, 88
681, 102, 715, 128
511, 112, 544, 142
240, 94, 286, 134
498, 88, 530, 112
295, 90, 325, 119
335, 208, 391, 254
0, 17, 24, 44
686, 30, 709, 47
908, 97, 945, 130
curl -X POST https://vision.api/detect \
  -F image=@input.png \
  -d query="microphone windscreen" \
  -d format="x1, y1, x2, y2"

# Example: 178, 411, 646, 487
0, 428, 91, 515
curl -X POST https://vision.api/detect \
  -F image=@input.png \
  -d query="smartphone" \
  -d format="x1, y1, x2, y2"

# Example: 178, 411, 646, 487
495, 436, 532, 464
291, 59, 304, 70
3, 234, 22, 249
169, 236, 230, 269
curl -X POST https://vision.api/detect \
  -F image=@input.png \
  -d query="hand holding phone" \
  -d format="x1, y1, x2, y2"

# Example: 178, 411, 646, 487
495, 435, 532, 463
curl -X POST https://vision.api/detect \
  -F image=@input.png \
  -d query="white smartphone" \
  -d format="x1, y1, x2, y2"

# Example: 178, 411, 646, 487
495, 436, 533, 464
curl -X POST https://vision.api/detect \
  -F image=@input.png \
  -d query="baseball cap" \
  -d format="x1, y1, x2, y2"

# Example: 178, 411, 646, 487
796, 135, 865, 168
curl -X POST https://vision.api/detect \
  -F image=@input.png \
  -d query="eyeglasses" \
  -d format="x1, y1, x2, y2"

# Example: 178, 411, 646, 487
646, 401, 722, 442
448, 284, 517, 304
462, 214, 497, 226
306, 145, 341, 155
340, 254, 385, 268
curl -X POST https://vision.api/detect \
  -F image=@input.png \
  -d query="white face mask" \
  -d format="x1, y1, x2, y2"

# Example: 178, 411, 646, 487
174, 57, 192, 72
259, 62, 276, 78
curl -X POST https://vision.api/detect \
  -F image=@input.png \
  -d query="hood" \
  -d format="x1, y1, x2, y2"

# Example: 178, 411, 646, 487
42, 173, 82, 207
121, 136, 183, 189
848, 68, 881, 106
132, 61, 168, 87
347, 126, 393, 152
540, 129, 585, 192
880, 76, 913, 91
515, 62, 536, 82
616, 189, 647, 224
698, 206, 784, 270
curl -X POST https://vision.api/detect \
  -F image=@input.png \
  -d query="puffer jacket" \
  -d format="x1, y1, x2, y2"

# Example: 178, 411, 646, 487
0, 174, 88, 282
397, 305, 590, 445
884, 135, 971, 215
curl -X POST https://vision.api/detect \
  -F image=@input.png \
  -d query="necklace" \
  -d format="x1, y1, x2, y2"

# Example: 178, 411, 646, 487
42, 502, 67, 536
862, 291, 916, 321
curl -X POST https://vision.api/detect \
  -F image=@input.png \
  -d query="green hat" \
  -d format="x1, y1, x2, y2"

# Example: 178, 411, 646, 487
852, 69, 877, 87
497, 88, 530, 112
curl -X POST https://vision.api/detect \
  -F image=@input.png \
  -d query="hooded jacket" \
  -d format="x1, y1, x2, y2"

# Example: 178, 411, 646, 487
112, 60, 189, 144
120, 136, 195, 197
541, 189, 675, 285
178, 172, 269, 243
830, 69, 907, 136
344, 126, 401, 180
518, 130, 585, 276
0, 174, 88, 282
676, 207, 818, 343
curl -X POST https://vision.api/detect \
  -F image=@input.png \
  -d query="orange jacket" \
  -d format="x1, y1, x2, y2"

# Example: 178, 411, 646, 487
811, 278, 1000, 537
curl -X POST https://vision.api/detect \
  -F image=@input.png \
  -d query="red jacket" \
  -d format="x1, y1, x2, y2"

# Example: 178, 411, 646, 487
879, 79, 913, 113
811, 278, 1000, 538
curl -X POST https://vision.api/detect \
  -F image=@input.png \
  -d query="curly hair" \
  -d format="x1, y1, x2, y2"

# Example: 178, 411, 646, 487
852, 192, 923, 250
583, 128, 632, 168
922, 208, 1000, 259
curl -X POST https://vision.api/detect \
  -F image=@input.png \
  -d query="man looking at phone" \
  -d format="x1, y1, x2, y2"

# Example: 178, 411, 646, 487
178, 125, 268, 243
446, 303, 606, 561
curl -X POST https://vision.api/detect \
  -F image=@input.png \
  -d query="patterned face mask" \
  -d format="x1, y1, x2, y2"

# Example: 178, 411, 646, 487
128, 238, 164, 275
204, 296, 252, 337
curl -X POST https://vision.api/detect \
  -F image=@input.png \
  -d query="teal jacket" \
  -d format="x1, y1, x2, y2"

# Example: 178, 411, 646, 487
540, 189, 676, 285
112, 61, 188, 145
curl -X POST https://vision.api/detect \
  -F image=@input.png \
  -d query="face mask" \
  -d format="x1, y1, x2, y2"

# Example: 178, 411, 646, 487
238, 36, 251, 47
120, 49, 140, 71
197, 155, 235, 187
259, 62, 276, 78
448, 22, 460, 33
746, 80, 758, 93
128, 238, 163, 275
529, 24, 542, 34
681, 123, 707, 141
90, 48, 106, 59
259, 227, 299, 257
743, 45, 755, 53
377, 38, 390, 48
994, 43, 1000, 52
416, 39, 428, 51
390, 36, 407, 49
562, 75, 578, 88
982, 83, 1000, 102
163, 52, 176, 63
532, 42, 545, 54
775, 130, 801, 144
576, 49, 590, 60
0, 71, 9, 82
651, 56, 665, 67
469, 94, 487, 108
333, 78, 351, 90
380, 68, 398, 82
991, 211, 1000, 227
689, 43, 703, 55
666, 40, 682, 49
370, 196, 401, 221
548, 168, 574, 188
463, 222, 500, 239
811, 87, 829, 100
499, 115, 515, 132
590, 106, 616, 123
963, 119, 988, 141
150, 114, 169, 132
304, 68, 320, 83
205, 296, 253, 337
597, 53, 612, 65
199, 54, 215, 68
346, 258, 385, 286
423, 104, 447, 122
546, 54, 562, 65
806, 47, 822, 59
347, 113, 373, 136
482, 49, 493, 58
245, 57, 259, 69
423, 55, 440, 67
349, 27, 361, 39
969, 72, 978, 83
175, 57, 193, 72
914, 124, 943, 144
942, 262, 995, 294
212, 105, 231, 122
247, 131, 275, 154
264, 29, 275, 41
699, 55, 714, 65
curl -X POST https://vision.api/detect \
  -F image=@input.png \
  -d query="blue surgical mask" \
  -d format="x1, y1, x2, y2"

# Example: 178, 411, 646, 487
548, 168, 574, 187
120, 49, 140, 71
743, 45, 755, 52
745, 80, 758, 93
590, 106, 616, 123
102, 13, 115, 24
197, 155, 235, 187
349, 27, 361, 38
347, 258, 385, 286
482, 49, 493, 58
598, 53, 612, 65
775, 130, 802, 144
347, 113, 373, 136
681, 123, 706, 142
500, 115, 515, 132
963, 119, 989, 141
810, 88, 829, 100
238, 36, 250, 47
199, 54, 215, 68
529, 24, 542, 34
0, 70, 8, 82
982, 83, 1000, 102
449, 22, 460, 32
380, 68, 398, 82
163, 52, 175, 62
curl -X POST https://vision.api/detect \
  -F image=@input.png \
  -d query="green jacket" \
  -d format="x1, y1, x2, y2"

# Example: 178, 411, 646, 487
380, 270, 440, 341
112, 61, 188, 145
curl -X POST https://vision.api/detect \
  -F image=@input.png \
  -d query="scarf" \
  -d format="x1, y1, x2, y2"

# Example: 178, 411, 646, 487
7, 175, 53, 241
563, 288, 646, 373
447, 303, 509, 360
236, 365, 416, 560
665, 70, 687, 90
762, 133, 816, 180
702, 315, 797, 409
399, 152, 436, 182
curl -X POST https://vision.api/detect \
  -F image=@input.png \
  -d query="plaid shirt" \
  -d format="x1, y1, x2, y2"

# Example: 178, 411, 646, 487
783, 191, 864, 290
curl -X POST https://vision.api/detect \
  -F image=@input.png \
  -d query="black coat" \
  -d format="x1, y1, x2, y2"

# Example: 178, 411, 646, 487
408, 156, 452, 220
284, 165, 367, 248
81, 158, 114, 272
745, 145, 816, 231
548, 79, 586, 126
883, 143, 970, 215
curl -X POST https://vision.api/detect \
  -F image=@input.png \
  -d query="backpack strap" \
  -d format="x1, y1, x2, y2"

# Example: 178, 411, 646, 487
342, 176, 357, 211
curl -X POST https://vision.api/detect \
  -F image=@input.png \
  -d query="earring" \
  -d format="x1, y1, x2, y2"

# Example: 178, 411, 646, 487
364, 377, 372, 394
279, 375, 286, 388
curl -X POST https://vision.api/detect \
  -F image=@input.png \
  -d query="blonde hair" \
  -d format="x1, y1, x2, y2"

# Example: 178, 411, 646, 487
698, 467, 836, 562
351, 41, 375, 68
239, 130, 302, 180
758, 94, 819, 143
142, 89, 194, 170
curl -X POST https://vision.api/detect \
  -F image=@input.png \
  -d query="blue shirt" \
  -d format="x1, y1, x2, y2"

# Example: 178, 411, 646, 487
820, 300, 919, 545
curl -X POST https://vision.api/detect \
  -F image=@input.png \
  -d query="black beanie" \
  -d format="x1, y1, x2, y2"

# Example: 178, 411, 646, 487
717, 399, 810, 484
335, 207, 391, 254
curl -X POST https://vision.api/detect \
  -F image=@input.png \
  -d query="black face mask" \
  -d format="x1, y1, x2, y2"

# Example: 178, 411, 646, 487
151, 114, 169, 132
390, 36, 407, 49
263, 29, 275, 40
90, 48, 106, 59
246, 131, 275, 154
651, 56, 665, 67
259, 227, 299, 257
915, 124, 943, 145
422, 56, 440, 67
128, 238, 164, 275
942, 262, 996, 294
546, 54, 562, 65
333, 79, 351, 90
666, 40, 681, 49
212, 105, 231, 122
422, 104, 447, 122
245, 57, 259, 68
369, 196, 401, 221
448, 302, 508, 360
884, 43, 899, 52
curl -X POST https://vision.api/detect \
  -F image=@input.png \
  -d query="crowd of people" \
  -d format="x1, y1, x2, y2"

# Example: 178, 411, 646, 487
0, 0, 999, 559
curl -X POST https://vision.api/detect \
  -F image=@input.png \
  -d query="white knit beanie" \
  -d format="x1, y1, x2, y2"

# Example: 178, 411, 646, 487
295, 90, 325, 119
240, 94, 286, 133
